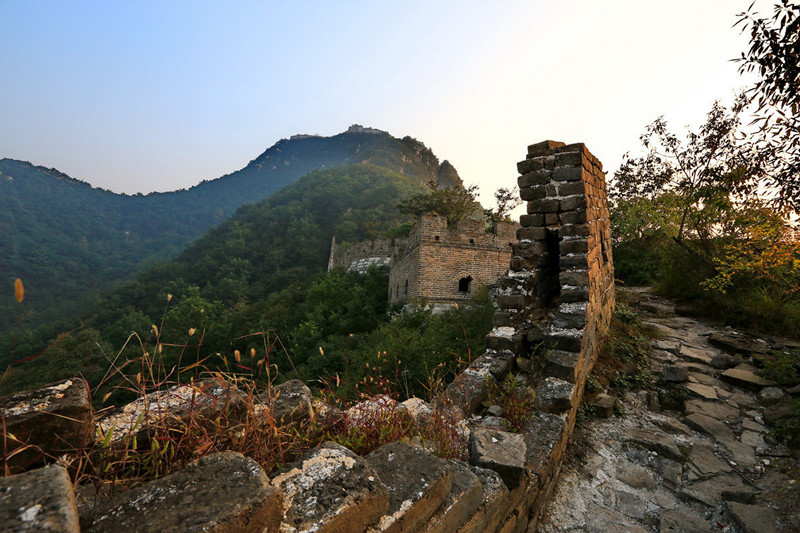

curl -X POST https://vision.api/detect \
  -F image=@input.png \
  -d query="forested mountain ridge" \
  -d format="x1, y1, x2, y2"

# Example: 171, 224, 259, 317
0, 127, 461, 335
1, 161, 457, 397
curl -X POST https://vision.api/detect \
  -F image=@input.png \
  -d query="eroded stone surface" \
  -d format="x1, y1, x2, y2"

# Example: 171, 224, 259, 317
97, 377, 245, 446
88, 451, 281, 533
721, 364, 777, 390
259, 379, 313, 425
1, 378, 93, 474
421, 460, 482, 533
273, 443, 389, 533
541, 290, 799, 533
366, 442, 451, 533
0, 464, 80, 533
468, 428, 526, 489
724, 501, 779, 533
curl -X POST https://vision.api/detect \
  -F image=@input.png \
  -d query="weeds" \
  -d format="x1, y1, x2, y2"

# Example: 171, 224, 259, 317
2, 284, 474, 494
486, 374, 536, 432
761, 348, 800, 386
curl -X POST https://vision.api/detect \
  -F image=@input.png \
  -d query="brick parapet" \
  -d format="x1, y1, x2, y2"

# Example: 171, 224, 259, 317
444, 139, 615, 531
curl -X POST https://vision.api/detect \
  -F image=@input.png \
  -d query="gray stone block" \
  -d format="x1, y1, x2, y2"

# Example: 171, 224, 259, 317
89, 452, 282, 533
0, 464, 80, 533
259, 379, 313, 425
535, 377, 574, 413
273, 443, 389, 533
367, 442, 452, 533
468, 428, 526, 489
1, 378, 93, 474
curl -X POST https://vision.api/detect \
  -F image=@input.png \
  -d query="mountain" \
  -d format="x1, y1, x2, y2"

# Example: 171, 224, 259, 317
0, 126, 462, 335
0, 161, 449, 397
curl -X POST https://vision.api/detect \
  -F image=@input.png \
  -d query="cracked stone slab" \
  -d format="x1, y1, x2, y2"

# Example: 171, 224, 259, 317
626, 428, 689, 462
679, 345, 713, 364
468, 428, 526, 489
720, 364, 777, 390
679, 473, 746, 506
686, 444, 732, 481
684, 399, 738, 422
366, 442, 452, 533
88, 452, 282, 533
724, 501, 778, 533
0, 464, 80, 533
708, 332, 769, 356
685, 382, 718, 401
684, 413, 734, 442
658, 508, 709, 533
273, 443, 389, 533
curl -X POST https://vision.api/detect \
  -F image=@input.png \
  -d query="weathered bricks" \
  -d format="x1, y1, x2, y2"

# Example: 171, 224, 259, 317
388, 214, 519, 307
366, 442, 452, 533
273, 443, 389, 533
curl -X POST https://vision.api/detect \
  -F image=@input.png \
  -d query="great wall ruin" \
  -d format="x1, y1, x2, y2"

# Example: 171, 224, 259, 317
2, 141, 795, 532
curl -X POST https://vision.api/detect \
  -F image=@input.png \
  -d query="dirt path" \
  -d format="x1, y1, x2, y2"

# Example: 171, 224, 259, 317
539, 288, 799, 533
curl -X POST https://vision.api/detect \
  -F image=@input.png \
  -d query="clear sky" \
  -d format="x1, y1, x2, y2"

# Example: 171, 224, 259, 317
0, 0, 767, 205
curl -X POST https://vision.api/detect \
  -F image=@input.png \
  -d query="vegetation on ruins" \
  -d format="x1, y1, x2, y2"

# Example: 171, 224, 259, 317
396, 179, 482, 227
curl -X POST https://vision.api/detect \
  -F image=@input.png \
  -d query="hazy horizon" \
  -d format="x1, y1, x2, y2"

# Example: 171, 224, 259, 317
1, 0, 767, 205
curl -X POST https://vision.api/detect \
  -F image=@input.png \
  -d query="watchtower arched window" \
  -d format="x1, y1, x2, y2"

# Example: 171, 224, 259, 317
458, 275, 473, 293
404, 279, 409, 295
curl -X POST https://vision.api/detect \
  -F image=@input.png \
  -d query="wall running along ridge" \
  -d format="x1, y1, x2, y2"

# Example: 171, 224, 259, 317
0, 140, 614, 533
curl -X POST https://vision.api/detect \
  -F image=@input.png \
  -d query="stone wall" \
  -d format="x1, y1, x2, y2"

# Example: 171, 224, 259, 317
1, 140, 615, 533
328, 237, 404, 273
442, 140, 615, 531
388, 215, 518, 306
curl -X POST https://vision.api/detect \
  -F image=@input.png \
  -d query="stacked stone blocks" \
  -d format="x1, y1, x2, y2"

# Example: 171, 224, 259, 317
443, 140, 615, 531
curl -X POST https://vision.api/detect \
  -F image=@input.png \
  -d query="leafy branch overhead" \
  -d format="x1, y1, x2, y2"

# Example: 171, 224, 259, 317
736, 0, 800, 211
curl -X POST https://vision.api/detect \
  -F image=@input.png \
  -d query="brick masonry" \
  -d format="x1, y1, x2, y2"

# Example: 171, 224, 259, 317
445, 139, 615, 531
388, 215, 519, 306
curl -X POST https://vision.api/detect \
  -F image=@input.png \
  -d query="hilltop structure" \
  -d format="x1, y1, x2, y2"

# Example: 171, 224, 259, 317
328, 214, 520, 308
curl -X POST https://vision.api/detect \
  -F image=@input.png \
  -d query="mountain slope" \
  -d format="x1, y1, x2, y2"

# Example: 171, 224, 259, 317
0, 162, 439, 394
0, 127, 461, 333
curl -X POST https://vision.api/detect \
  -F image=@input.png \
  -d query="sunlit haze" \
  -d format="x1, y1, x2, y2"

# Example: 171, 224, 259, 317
0, 0, 767, 205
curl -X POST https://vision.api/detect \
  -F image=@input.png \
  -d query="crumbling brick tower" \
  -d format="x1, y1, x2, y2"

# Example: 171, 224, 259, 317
387, 214, 518, 307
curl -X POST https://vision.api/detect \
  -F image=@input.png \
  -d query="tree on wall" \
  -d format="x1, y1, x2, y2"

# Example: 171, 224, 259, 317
736, 0, 800, 211
396, 180, 480, 227
484, 187, 522, 224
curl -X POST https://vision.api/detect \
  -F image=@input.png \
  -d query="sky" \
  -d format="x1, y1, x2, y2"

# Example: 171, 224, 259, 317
0, 0, 769, 206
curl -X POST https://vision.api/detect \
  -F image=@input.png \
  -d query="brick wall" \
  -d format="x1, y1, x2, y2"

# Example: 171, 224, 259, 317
388, 215, 518, 306
444, 140, 615, 532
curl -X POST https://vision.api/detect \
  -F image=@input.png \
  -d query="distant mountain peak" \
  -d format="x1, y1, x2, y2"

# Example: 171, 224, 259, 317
346, 124, 388, 135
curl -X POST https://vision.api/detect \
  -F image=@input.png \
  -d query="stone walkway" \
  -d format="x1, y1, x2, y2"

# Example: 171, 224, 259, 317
539, 289, 799, 533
